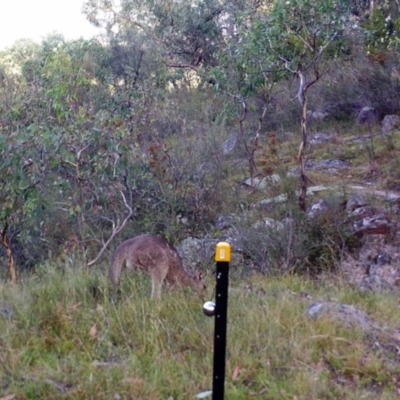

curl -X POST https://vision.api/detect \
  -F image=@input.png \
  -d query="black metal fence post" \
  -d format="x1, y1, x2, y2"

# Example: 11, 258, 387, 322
211, 242, 231, 400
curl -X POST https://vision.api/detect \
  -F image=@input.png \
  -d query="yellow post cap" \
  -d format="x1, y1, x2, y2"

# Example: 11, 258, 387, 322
215, 242, 231, 262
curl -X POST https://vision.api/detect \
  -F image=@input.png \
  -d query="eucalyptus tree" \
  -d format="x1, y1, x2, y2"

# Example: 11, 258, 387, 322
0, 36, 124, 274
266, 0, 350, 210
204, 0, 284, 185
0, 39, 45, 280
199, 0, 349, 209
0, 121, 48, 281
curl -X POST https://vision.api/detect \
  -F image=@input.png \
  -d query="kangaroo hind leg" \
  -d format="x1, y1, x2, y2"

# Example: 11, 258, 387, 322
150, 264, 168, 299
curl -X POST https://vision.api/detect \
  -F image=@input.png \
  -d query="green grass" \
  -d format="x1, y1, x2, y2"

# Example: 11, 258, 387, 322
1, 267, 400, 399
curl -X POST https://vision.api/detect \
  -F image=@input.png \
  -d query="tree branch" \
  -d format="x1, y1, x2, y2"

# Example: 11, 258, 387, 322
87, 190, 133, 267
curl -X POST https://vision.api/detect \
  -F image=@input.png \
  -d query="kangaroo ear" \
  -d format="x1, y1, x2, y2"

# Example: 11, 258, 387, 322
198, 271, 203, 280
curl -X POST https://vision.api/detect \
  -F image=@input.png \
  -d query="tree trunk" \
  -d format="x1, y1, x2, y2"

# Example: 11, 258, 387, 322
297, 68, 308, 211
1, 222, 17, 284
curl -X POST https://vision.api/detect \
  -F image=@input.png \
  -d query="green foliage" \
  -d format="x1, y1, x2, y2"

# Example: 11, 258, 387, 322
0, 0, 399, 277
268, 0, 350, 65
363, 8, 400, 52
151, 0, 223, 69
212, 6, 281, 97
0, 124, 47, 261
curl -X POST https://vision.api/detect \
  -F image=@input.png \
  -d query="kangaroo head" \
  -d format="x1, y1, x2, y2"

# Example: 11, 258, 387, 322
189, 270, 206, 293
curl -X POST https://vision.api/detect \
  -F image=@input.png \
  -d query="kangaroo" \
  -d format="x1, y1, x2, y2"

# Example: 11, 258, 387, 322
109, 234, 205, 299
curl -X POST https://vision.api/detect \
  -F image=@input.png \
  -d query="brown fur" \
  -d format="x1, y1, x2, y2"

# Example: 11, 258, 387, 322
109, 234, 205, 299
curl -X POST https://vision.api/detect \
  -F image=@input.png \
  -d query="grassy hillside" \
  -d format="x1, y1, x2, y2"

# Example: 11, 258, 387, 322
2, 265, 400, 399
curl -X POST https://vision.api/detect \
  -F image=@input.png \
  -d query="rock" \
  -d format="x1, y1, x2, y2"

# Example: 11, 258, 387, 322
351, 214, 390, 237
306, 159, 347, 169
359, 274, 395, 293
179, 237, 217, 265
222, 227, 245, 253
357, 106, 380, 125
0, 306, 14, 318
376, 252, 391, 265
307, 199, 329, 218
256, 185, 394, 240
243, 175, 280, 191
215, 215, 235, 230
307, 302, 326, 319
306, 185, 330, 194
348, 206, 374, 219
309, 133, 331, 145
346, 194, 368, 211
222, 136, 237, 155
257, 185, 330, 208
253, 217, 284, 231
381, 114, 400, 133
348, 186, 400, 203
257, 193, 288, 207
303, 159, 347, 174
307, 301, 376, 332
307, 110, 329, 122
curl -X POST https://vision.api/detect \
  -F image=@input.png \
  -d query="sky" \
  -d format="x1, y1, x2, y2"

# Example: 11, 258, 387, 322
0, 0, 101, 50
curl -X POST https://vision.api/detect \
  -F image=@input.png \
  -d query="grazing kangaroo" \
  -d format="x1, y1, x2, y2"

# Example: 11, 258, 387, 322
109, 234, 205, 299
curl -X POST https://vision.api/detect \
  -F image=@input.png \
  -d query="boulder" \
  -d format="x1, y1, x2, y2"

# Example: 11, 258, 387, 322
179, 237, 218, 265
357, 106, 380, 125
307, 301, 375, 332
381, 114, 400, 133
359, 274, 396, 293
307, 110, 329, 123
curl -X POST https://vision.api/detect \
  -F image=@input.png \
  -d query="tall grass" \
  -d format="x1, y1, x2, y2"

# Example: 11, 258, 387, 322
1, 265, 400, 399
